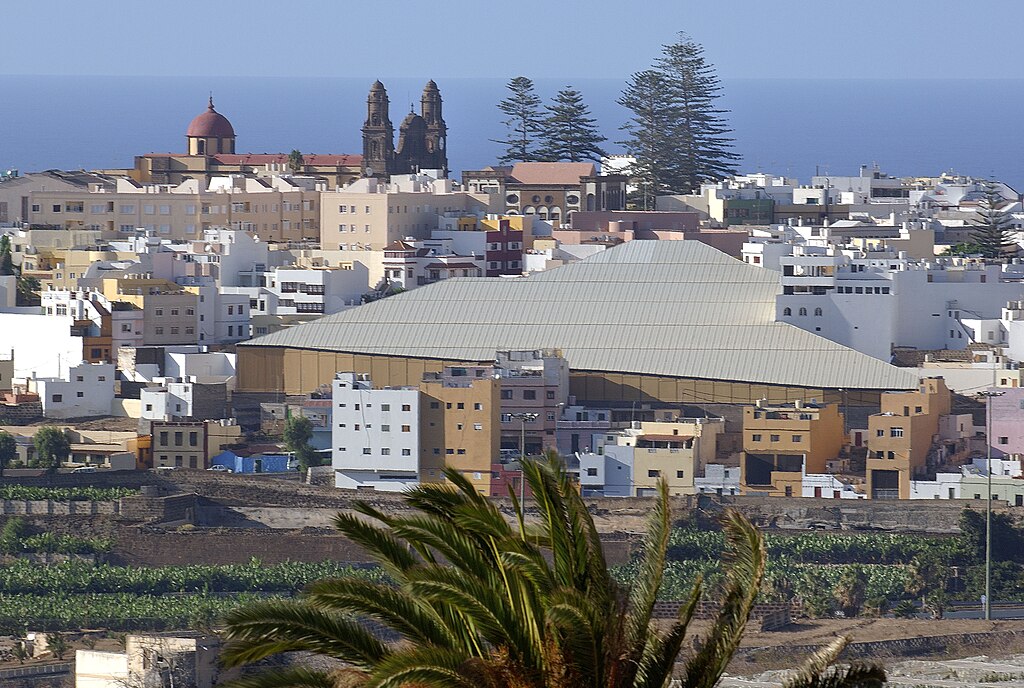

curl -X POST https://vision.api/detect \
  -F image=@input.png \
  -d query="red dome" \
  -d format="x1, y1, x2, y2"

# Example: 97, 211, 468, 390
186, 98, 235, 138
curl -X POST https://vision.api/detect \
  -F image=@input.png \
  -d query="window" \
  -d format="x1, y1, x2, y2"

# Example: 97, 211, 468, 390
456, 423, 463, 430
523, 390, 536, 400
876, 429, 884, 437
500, 389, 513, 400
648, 470, 661, 478
1000, 437, 1010, 445
769, 434, 780, 442
401, 404, 411, 412
381, 448, 391, 455
446, 448, 455, 455
783, 308, 792, 316
546, 390, 555, 400
76, 375, 84, 382
891, 427, 904, 438
76, 391, 84, 398
473, 423, 483, 430
433, 448, 441, 455
155, 308, 163, 316
457, 449, 466, 455
676, 470, 685, 478
456, 402, 464, 410
474, 403, 483, 411
381, 404, 390, 411
446, 403, 452, 409
798, 307, 807, 316
189, 432, 198, 446
751, 433, 762, 442
381, 425, 390, 432
784, 486, 793, 497
814, 308, 822, 316
915, 406, 922, 413
154, 327, 164, 335
363, 448, 372, 455
586, 467, 598, 477
791, 435, 802, 443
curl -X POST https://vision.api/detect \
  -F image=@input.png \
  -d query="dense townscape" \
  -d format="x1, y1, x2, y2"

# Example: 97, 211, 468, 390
5, 25, 1024, 688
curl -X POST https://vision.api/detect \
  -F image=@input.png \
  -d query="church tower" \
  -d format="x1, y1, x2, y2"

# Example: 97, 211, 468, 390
421, 80, 448, 175
361, 81, 394, 178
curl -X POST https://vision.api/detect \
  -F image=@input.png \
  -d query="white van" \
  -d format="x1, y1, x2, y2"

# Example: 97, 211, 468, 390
72, 466, 98, 474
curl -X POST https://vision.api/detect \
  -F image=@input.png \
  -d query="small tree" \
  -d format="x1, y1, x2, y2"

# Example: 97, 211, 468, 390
537, 87, 608, 163
493, 76, 545, 164
0, 235, 14, 276
47, 632, 68, 660
287, 149, 305, 173
33, 427, 70, 474
283, 414, 318, 470
969, 180, 1016, 260
0, 430, 16, 479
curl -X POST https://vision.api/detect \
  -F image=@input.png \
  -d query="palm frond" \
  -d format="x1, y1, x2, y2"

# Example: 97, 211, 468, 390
304, 576, 459, 649
624, 478, 672, 666
679, 509, 766, 688
634, 573, 703, 688
219, 599, 388, 669
331, 511, 421, 576
783, 636, 886, 688
365, 646, 486, 688
217, 666, 350, 688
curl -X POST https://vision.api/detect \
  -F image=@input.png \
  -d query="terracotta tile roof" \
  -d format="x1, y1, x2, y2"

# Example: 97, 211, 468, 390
424, 262, 481, 270
211, 154, 362, 166
510, 162, 595, 185
383, 240, 418, 251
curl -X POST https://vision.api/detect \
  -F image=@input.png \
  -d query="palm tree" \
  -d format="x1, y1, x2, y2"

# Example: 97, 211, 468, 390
220, 456, 884, 687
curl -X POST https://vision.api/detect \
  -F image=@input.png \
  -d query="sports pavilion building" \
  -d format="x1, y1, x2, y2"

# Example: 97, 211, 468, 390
236, 241, 918, 408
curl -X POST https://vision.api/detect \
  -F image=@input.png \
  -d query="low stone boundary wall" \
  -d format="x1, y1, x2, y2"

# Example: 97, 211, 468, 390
652, 601, 802, 620
738, 629, 1024, 664
0, 500, 119, 515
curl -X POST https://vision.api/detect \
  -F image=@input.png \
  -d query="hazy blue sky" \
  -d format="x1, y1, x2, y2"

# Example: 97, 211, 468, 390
5, 0, 1023, 80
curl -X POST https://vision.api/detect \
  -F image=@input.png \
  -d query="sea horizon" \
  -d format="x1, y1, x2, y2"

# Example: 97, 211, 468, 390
3, 75, 1023, 188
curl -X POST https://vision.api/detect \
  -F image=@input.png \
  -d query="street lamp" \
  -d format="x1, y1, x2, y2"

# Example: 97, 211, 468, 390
509, 412, 539, 503
978, 389, 1005, 621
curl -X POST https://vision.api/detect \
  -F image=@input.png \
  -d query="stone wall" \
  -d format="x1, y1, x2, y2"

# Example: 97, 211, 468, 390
0, 499, 119, 515
119, 493, 196, 523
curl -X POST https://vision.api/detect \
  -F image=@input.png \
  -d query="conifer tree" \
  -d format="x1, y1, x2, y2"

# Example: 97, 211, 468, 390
970, 180, 1016, 260
0, 235, 14, 276
619, 33, 739, 197
618, 70, 677, 210
537, 87, 608, 163
493, 77, 545, 164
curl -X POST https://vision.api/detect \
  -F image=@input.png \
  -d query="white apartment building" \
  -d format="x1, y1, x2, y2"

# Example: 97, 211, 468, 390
774, 248, 1024, 360
331, 372, 421, 491
29, 362, 115, 419
381, 239, 484, 290
694, 464, 741, 495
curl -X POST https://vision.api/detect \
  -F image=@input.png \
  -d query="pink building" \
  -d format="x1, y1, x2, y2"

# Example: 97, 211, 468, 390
990, 388, 1024, 459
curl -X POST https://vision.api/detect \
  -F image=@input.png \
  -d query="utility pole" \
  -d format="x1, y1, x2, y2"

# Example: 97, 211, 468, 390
978, 388, 1005, 620
510, 411, 538, 503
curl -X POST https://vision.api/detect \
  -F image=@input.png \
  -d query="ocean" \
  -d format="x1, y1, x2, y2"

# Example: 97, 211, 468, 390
2, 75, 1022, 188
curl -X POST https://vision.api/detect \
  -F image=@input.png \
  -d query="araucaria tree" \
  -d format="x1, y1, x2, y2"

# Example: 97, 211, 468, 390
970, 180, 1016, 260
538, 87, 608, 163
620, 33, 739, 198
494, 77, 545, 164
220, 456, 885, 688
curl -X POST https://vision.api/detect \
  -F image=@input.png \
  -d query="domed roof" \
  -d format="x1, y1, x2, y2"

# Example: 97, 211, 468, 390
423, 80, 438, 92
370, 80, 386, 92
400, 111, 425, 130
187, 97, 235, 138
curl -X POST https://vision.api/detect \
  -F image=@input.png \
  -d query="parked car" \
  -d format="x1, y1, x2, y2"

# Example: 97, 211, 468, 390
207, 465, 233, 473
72, 465, 98, 474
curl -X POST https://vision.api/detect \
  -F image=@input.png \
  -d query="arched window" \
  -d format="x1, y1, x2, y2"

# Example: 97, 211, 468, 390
814, 307, 823, 316
196, 139, 206, 155
798, 307, 808, 316
783, 307, 792, 316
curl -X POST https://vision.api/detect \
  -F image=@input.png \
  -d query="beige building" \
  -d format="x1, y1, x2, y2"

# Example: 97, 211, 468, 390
76, 634, 221, 688
150, 419, 241, 469
419, 371, 500, 495
740, 400, 846, 496
101, 277, 199, 346
866, 377, 952, 500
320, 176, 492, 283
27, 176, 322, 243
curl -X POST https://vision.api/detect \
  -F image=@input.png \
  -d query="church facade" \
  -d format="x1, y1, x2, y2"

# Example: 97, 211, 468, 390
361, 80, 448, 179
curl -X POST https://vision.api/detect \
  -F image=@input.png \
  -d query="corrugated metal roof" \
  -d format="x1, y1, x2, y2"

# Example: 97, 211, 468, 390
244, 241, 918, 390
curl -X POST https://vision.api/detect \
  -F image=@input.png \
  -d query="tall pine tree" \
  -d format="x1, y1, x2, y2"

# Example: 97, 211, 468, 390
970, 180, 1016, 260
493, 77, 545, 164
618, 70, 677, 210
620, 33, 739, 198
537, 87, 608, 163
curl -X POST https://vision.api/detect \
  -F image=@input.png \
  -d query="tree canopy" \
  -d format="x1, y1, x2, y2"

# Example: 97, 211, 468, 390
620, 33, 739, 200
0, 431, 16, 477
220, 456, 884, 688
283, 414, 319, 470
494, 77, 545, 164
33, 427, 70, 474
969, 181, 1016, 260
538, 87, 608, 164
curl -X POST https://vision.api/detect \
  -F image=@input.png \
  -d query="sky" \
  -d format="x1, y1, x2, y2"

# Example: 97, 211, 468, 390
4, 0, 1024, 80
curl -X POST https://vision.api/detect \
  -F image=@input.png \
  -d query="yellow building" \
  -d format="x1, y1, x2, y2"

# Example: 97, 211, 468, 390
629, 419, 723, 496
419, 371, 500, 495
740, 400, 845, 496
866, 377, 951, 500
